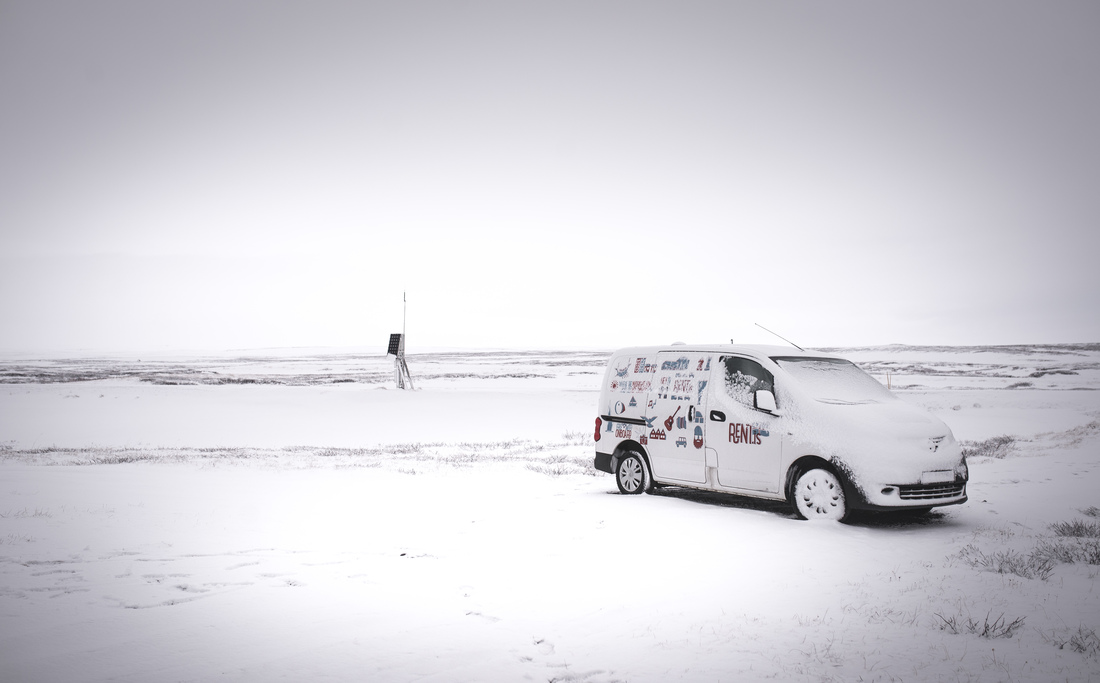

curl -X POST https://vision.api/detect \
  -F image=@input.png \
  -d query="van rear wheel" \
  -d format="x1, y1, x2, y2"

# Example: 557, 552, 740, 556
616, 452, 651, 495
792, 467, 847, 521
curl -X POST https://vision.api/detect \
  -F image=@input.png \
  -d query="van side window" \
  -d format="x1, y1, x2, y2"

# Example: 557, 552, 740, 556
720, 356, 774, 408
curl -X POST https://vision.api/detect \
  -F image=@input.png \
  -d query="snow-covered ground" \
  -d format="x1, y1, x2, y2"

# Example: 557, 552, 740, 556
2, 345, 1099, 682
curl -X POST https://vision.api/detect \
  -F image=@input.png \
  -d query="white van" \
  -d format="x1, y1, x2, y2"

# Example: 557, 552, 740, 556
593, 345, 968, 520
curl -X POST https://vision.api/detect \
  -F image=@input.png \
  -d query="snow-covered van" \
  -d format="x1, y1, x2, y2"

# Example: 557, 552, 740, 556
593, 345, 968, 520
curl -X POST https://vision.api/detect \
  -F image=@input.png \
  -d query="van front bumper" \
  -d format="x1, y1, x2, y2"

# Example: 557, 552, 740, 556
846, 478, 968, 511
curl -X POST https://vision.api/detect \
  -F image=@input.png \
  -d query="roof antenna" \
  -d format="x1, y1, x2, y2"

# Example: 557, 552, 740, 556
754, 323, 804, 351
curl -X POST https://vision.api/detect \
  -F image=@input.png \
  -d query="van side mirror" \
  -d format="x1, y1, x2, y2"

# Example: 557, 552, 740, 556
755, 389, 777, 413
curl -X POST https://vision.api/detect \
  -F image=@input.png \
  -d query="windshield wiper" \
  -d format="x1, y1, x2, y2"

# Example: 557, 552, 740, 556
816, 398, 878, 405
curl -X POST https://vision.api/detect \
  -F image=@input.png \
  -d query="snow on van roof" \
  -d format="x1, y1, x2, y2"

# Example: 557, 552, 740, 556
610, 344, 841, 359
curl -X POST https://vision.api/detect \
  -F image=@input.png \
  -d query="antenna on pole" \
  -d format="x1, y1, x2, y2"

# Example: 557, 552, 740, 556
387, 291, 414, 390
754, 323, 805, 351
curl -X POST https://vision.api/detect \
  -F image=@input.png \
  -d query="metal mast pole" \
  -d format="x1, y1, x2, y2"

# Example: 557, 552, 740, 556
400, 292, 413, 390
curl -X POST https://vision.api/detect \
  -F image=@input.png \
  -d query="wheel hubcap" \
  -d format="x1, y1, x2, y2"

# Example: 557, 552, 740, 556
620, 459, 642, 491
798, 472, 844, 519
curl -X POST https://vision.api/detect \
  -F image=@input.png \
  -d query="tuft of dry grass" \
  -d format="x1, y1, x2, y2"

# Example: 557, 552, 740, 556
560, 430, 589, 444
1048, 626, 1100, 656
0, 508, 51, 518
956, 544, 1055, 580
0, 533, 35, 545
1050, 519, 1100, 538
1033, 538, 1100, 565
960, 435, 1016, 459
935, 610, 1026, 639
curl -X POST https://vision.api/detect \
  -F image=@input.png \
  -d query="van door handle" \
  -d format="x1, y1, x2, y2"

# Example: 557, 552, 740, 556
709, 410, 725, 422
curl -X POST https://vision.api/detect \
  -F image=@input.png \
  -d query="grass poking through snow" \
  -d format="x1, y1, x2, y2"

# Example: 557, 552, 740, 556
956, 544, 1055, 580
0, 438, 603, 477
1033, 538, 1100, 565
1051, 519, 1100, 538
935, 610, 1026, 639
960, 435, 1016, 459
955, 514, 1100, 582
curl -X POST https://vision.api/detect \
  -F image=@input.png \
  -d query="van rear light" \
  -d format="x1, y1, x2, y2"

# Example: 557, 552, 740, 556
594, 417, 602, 442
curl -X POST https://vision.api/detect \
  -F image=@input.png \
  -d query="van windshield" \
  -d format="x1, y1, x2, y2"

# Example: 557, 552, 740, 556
772, 357, 894, 405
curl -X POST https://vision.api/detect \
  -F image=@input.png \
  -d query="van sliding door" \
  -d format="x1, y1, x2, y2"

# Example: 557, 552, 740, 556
646, 352, 710, 484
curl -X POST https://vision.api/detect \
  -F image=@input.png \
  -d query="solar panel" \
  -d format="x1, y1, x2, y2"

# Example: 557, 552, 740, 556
387, 333, 403, 356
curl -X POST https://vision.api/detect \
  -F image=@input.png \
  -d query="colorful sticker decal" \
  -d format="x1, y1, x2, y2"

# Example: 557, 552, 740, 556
676, 415, 687, 430
614, 401, 626, 415
634, 358, 657, 374
628, 396, 637, 407
696, 380, 708, 405
661, 357, 691, 371
675, 436, 687, 448
640, 434, 648, 445
644, 415, 657, 428
694, 408, 706, 424
664, 406, 681, 430
693, 425, 704, 448
618, 380, 652, 394
649, 428, 667, 441
666, 371, 696, 401
728, 423, 765, 445
614, 424, 632, 439
614, 358, 631, 378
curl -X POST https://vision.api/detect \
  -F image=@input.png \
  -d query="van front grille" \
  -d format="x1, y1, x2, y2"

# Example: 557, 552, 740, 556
898, 482, 966, 500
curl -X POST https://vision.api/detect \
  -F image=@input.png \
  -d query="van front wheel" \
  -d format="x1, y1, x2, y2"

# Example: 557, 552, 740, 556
616, 452, 651, 495
792, 468, 847, 521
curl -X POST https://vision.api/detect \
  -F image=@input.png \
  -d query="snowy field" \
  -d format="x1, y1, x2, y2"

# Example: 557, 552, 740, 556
2, 344, 1100, 682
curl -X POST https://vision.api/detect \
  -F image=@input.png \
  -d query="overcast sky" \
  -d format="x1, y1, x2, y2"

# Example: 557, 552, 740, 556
2, 1, 1097, 353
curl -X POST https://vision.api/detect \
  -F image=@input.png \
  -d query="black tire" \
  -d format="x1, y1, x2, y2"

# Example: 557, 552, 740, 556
791, 466, 848, 521
616, 452, 652, 495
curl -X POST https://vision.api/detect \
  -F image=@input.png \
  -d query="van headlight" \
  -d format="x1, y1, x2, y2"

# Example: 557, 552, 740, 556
956, 459, 969, 481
